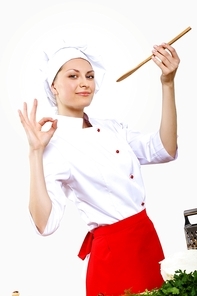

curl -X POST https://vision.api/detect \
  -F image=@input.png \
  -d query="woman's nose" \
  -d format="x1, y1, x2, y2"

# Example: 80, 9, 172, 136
79, 77, 88, 88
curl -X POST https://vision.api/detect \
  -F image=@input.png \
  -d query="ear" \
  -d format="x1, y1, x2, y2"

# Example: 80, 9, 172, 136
51, 83, 58, 95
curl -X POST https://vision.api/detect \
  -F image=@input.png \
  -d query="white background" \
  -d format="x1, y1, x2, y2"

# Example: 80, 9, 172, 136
0, 0, 196, 295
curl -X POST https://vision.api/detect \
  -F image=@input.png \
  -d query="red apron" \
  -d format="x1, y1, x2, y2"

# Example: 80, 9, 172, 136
78, 209, 164, 296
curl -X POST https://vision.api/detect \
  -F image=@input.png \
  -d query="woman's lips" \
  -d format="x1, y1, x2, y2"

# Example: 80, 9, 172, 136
76, 92, 91, 96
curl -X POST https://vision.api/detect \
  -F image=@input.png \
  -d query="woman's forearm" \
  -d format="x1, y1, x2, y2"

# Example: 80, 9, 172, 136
159, 81, 177, 158
151, 43, 179, 158
29, 149, 52, 234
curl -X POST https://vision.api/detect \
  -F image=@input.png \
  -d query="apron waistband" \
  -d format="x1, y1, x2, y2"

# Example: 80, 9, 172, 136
78, 209, 147, 260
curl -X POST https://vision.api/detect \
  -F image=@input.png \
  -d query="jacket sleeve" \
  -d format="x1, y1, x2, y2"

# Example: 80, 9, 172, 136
121, 122, 178, 165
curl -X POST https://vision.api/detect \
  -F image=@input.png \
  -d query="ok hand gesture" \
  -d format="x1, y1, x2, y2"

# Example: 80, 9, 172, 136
18, 99, 58, 151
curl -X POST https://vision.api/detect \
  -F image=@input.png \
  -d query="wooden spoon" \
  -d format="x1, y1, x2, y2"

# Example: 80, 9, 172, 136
116, 26, 192, 82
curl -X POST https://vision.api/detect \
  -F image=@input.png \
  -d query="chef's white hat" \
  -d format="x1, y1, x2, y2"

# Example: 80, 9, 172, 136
39, 40, 106, 107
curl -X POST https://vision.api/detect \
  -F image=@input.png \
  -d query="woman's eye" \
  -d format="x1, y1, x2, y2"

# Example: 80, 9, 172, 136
87, 75, 94, 79
69, 75, 77, 79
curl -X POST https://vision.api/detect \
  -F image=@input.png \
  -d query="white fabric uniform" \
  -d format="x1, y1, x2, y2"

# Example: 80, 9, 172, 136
30, 115, 177, 235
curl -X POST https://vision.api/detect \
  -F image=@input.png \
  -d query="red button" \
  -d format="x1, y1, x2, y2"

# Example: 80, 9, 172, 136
116, 150, 119, 153
97, 128, 100, 132
141, 202, 145, 206
130, 174, 134, 179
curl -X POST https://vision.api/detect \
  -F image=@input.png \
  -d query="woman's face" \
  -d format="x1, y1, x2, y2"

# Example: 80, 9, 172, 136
51, 58, 95, 116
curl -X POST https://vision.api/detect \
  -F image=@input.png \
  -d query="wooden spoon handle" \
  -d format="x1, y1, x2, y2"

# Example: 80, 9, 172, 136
116, 26, 192, 82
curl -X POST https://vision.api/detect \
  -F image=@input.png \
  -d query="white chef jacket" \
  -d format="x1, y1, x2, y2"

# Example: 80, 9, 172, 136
30, 115, 177, 236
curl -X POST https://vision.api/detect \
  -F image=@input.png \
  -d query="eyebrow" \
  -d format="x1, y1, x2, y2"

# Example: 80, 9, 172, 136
66, 69, 94, 73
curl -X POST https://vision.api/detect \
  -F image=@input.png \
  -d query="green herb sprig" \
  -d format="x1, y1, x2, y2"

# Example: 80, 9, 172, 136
121, 270, 197, 296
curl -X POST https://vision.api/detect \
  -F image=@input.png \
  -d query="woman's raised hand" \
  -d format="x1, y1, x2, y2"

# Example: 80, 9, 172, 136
151, 43, 180, 84
18, 99, 58, 151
